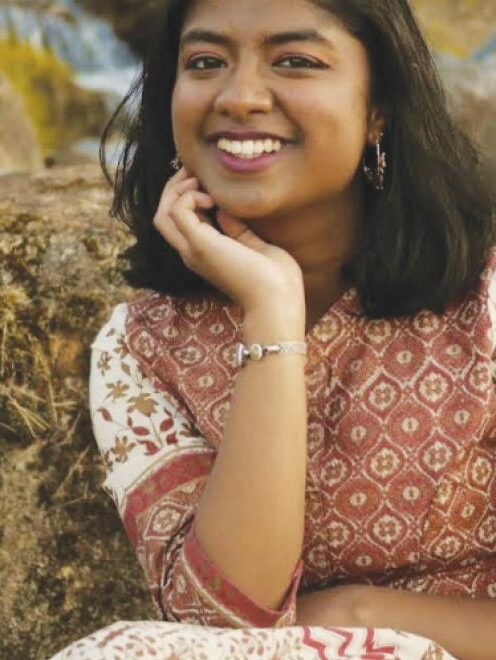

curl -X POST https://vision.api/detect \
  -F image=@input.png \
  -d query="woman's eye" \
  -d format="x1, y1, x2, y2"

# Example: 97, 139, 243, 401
186, 56, 224, 70
275, 55, 326, 69
185, 54, 327, 71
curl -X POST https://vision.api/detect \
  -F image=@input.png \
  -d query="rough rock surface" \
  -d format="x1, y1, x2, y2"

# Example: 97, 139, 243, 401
0, 72, 43, 175
0, 165, 156, 660
443, 60, 496, 166
412, 0, 496, 56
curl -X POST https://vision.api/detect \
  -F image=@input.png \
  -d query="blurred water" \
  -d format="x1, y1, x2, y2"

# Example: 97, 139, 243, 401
471, 34, 496, 62
0, 0, 141, 97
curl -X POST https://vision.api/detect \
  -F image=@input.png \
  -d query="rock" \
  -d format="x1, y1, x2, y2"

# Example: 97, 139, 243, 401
0, 35, 109, 168
0, 72, 43, 175
0, 164, 156, 659
412, 0, 496, 57
440, 56, 496, 166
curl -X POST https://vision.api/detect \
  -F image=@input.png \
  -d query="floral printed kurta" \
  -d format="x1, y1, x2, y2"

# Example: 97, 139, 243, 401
52, 250, 496, 659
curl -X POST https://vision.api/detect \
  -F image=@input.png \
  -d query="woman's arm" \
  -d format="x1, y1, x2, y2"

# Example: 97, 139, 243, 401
297, 584, 496, 660
154, 168, 309, 612
194, 300, 308, 611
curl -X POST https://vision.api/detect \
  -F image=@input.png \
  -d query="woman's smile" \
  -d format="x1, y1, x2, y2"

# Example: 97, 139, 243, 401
210, 138, 295, 173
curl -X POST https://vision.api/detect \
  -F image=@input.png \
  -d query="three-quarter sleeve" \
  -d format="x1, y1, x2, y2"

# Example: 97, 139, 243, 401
89, 303, 303, 628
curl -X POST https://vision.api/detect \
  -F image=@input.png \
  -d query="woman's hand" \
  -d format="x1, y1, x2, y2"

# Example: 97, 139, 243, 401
296, 585, 363, 627
153, 167, 305, 314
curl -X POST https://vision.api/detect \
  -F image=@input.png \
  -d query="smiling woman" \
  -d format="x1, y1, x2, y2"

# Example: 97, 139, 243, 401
52, 1, 495, 658
102, 0, 494, 320
172, 5, 376, 243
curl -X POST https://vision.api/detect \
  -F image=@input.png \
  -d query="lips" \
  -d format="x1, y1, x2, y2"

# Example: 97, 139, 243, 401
212, 141, 289, 173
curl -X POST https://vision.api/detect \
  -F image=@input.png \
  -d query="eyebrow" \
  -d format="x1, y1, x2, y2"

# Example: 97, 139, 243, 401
179, 28, 336, 51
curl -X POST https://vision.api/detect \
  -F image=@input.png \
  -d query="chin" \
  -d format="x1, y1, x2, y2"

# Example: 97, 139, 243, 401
209, 187, 280, 219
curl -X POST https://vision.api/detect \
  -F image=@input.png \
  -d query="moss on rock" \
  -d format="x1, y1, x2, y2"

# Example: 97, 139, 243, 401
0, 34, 108, 159
0, 165, 156, 659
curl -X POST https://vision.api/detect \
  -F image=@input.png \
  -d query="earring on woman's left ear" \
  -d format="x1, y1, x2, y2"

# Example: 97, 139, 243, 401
363, 133, 387, 191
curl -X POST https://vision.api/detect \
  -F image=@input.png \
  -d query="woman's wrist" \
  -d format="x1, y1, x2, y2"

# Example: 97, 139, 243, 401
243, 300, 305, 344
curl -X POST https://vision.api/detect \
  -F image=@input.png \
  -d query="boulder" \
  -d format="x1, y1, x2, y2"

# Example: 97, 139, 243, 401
0, 35, 109, 167
412, 0, 496, 57
440, 56, 496, 167
0, 72, 43, 175
0, 164, 156, 659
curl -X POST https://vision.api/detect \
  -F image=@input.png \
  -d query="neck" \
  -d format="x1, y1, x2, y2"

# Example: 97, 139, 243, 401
246, 181, 362, 334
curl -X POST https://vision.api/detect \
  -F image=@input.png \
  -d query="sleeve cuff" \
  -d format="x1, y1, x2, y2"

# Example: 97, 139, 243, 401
182, 524, 303, 628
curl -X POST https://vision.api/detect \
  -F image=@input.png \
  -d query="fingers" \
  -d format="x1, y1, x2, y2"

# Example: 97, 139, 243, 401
156, 175, 198, 217
217, 209, 269, 252
153, 170, 193, 254
170, 190, 217, 246
153, 170, 217, 265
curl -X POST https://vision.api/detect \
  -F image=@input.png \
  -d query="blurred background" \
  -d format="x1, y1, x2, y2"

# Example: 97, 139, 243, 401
0, 1, 495, 659
0, 0, 495, 173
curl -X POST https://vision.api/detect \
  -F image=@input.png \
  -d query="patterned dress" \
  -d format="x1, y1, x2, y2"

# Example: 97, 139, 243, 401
51, 249, 496, 659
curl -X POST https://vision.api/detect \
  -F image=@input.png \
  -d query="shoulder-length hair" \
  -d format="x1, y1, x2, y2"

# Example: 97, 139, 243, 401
100, 0, 495, 319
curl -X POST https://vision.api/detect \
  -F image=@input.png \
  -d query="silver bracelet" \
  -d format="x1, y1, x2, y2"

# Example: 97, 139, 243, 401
235, 341, 307, 367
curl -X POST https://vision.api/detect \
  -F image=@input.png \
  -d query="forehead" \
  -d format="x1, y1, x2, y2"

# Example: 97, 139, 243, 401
183, 0, 344, 35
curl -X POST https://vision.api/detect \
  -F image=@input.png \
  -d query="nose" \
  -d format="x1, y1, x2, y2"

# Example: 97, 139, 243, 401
213, 58, 272, 119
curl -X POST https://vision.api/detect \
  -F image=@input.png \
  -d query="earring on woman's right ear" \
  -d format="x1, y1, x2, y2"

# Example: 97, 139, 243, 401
170, 153, 182, 171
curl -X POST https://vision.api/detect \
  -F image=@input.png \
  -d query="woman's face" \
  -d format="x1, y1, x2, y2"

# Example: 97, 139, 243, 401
172, 0, 381, 220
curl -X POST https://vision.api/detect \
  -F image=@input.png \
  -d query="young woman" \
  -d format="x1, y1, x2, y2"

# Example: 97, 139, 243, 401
52, 0, 496, 658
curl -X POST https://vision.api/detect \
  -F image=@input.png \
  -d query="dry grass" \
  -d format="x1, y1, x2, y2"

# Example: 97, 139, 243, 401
0, 165, 156, 659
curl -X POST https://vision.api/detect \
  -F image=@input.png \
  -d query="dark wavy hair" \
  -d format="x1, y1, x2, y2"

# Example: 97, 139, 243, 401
100, 0, 495, 319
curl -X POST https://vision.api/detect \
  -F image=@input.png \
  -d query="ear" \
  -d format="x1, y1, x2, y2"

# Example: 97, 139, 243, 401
366, 105, 387, 146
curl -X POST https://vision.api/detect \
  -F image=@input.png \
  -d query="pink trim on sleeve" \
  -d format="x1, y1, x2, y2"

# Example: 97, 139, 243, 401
182, 523, 304, 628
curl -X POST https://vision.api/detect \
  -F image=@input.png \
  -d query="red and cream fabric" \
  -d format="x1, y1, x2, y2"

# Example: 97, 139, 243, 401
51, 249, 496, 658
52, 620, 454, 659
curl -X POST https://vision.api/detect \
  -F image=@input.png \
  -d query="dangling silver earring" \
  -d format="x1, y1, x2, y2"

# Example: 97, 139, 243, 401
363, 133, 387, 191
170, 153, 182, 171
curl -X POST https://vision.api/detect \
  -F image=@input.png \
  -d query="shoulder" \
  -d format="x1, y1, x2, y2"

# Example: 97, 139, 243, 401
124, 289, 242, 358
91, 301, 129, 353
471, 244, 496, 358
90, 290, 187, 353
478, 244, 496, 288
90, 288, 242, 381
126, 289, 239, 328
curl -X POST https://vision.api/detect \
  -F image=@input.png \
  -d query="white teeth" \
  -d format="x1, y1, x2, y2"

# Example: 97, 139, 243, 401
217, 138, 283, 158
242, 141, 253, 155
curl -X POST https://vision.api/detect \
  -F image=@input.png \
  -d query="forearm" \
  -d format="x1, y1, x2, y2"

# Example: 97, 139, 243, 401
297, 584, 496, 660
362, 587, 496, 660
194, 300, 307, 611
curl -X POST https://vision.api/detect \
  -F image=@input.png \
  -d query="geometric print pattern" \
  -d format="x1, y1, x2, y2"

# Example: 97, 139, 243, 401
71, 248, 496, 658
124, 247, 496, 602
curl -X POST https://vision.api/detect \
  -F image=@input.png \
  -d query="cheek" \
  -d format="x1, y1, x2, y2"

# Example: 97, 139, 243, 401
302, 88, 368, 168
171, 83, 207, 142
